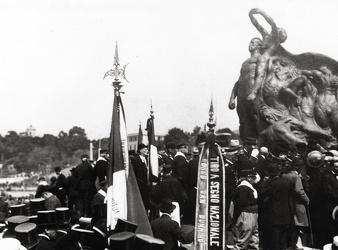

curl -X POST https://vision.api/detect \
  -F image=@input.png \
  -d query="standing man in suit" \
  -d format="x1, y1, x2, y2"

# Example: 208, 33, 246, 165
321, 162, 338, 245
173, 143, 189, 190
54, 166, 68, 207
94, 149, 109, 190
76, 154, 95, 217
151, 198, 194, 250
131, 143, 151, 212
259, 164, 292, 250
282, 162, 310, 250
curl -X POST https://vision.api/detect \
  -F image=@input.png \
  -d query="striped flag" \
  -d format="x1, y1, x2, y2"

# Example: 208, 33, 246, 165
146, 114, 159, 178
107, 92, 127, 229
106, 87, 152, 235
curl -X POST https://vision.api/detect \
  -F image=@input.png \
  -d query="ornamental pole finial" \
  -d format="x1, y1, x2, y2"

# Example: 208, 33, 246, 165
103, 42, 129, 93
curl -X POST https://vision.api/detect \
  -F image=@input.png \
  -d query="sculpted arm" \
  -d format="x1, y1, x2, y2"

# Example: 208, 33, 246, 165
249, 8, 269, 40
228, 81, 238, 110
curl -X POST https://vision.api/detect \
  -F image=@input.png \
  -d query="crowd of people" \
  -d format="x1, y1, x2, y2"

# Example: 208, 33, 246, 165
1, 135, 338, 249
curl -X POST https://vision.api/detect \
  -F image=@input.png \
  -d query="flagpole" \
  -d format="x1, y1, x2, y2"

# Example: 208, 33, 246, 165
104, 42, 129, 232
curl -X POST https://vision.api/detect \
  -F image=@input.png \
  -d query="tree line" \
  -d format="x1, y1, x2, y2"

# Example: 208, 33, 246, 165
0, 126, 238, 176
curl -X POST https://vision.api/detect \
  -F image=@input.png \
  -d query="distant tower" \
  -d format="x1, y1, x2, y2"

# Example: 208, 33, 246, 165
26, 125, 36, 137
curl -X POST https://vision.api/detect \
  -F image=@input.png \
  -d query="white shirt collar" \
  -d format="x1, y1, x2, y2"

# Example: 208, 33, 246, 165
238, 180, 258, 199
175, 151, 186, 158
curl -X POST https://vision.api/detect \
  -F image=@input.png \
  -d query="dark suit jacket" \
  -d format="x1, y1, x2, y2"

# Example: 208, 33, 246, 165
186, 157, 199, 201
259, 176, 292, 225
131, 155, 149, 191
173, 154, 188, 188
282, 171, 309, 227
94, 159, 108, 183
76, 161, 94, 191
322, 170, 338, 219
151, 214, 194, 250
151, 177, 186, 205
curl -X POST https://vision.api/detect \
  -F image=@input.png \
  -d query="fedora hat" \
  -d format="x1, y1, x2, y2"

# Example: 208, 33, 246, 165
134, 234, 165, 250
15, 222, 41, 250
159, 198, 176, 214
10, 204, 27, 216
0, 238, 27, 250
137, 144, 147, 152
3, 215, 30, 238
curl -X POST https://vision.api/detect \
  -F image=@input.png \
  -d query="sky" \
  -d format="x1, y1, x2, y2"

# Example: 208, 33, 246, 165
1, 0, 338, 140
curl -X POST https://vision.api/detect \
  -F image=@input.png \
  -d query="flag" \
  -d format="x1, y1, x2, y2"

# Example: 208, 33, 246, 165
107, 90, 153, 235
195, 138, 226, 250
146, 115, 159, 178
138, 122, 143, 145
107, 92, 127, 229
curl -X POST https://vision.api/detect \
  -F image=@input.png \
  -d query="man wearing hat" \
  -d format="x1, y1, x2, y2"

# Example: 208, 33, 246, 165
35, 177, 48, 198
41, 189, 61, 210
258, 163, 292, 250
151, 165, 186, 225
184, 148, 199, 225
54, 167, 68, 207
91, 180, 108, 207
76, 154, 95, 217
131, 143, 152, 212
158, 145, 174, 167
320, 162, 338, 246
94, 149, 109, 190
281, 161, 310, 250
151, 198, 194, 250
232, 169, 259, 250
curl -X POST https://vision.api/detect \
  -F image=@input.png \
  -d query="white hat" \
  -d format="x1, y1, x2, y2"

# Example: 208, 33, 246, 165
323, 243, 332, 250
0, 238, 27, 250
323, 236, 338, 250
332, 206, 338, 221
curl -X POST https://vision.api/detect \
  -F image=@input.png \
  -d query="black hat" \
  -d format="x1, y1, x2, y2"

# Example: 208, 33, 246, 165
134, 234, 165, 250
38, 176, 46, 182
245, 137, 258, 146
54, 166, 61, 172
81, 154, 89, 159
28, 215, 38, 225
55, 207, 70, 226
100, 180, 108, 188
3, 215, 30, 238
71, 228, 94, 250
239, 169, 257, 178
157, 145, 166, 151
176, 143, 187, 149
109, 232, 135, 250
15, 222, 41, 250
29, 198, 45, 215
100, 149, 108, 155
266, 164, 280, 176
137, 144, 147, 152
9, 204, 27, 216
165, 142, 175, 149
159, 198, 176, 213
114, 218, 138, 233
37, 210, 57, 227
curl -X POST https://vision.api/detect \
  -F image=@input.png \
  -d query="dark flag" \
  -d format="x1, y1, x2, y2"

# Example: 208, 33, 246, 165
138, 122, 143, 145
146, 112, 159, 178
